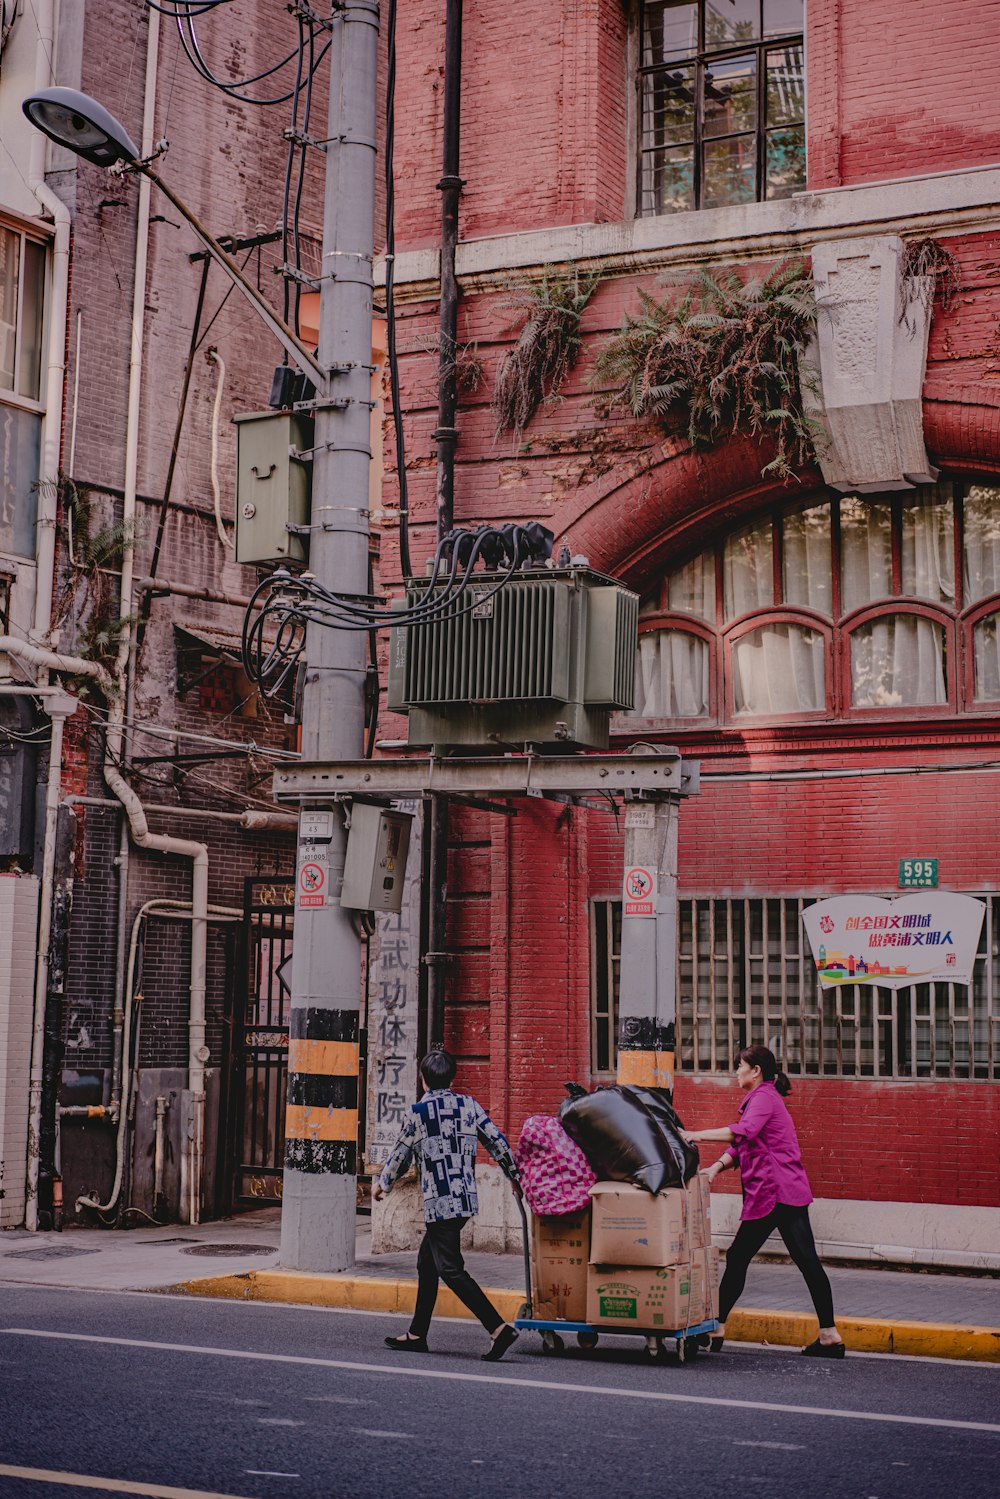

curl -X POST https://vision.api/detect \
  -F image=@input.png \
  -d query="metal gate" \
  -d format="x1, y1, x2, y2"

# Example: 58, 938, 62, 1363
220, 874, 371, 1210
224, 876, 295, 1205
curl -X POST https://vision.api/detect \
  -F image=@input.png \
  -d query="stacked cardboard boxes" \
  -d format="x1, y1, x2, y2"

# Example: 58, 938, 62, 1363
530, 1207, 590, 1322
585, 1177, 719, 1332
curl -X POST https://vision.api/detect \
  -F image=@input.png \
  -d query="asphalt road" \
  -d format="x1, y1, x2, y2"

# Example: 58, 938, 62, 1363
1, 1284, 998, 1499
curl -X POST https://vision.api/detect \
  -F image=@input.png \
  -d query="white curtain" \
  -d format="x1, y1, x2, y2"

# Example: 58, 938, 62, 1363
667, 549, 716, 621
901, 489, 954, 604
973, 613, 1000, 701
963, 485, 1000, 604
724, 520, 773, 620
850, 616, 946, 707
840, 497, 891, 613
782, 503, 832, 614
634, 630, 709, 717
732, 624, 825, 715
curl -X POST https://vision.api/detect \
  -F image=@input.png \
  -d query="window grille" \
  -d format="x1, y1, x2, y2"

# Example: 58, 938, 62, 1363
639, 1, 805, 216
625, 481, 1000, 726
591, 895, 1000, 1080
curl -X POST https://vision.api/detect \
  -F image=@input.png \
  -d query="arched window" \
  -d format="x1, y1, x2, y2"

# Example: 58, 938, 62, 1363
621, 479, 1000, 728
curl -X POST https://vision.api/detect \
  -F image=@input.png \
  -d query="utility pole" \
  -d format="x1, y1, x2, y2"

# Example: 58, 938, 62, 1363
616, 797, 681, 1094
279, 0, 380, 1273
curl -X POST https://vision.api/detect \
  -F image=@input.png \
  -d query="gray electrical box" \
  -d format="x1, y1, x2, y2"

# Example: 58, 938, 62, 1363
340, 802, 413, 913
234, 410, 314, 566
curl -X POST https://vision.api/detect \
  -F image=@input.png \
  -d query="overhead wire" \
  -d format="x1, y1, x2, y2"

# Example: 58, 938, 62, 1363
384, 0, 412, 578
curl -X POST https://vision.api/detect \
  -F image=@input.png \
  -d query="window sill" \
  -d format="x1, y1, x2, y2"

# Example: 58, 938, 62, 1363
377, 164, 1000, 292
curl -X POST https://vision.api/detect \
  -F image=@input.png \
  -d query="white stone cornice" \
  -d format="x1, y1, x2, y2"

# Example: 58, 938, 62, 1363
378, 164, 1000, 301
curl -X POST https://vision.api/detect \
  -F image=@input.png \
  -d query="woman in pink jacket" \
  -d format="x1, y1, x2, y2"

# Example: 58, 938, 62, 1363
681, 1044, 845, 1358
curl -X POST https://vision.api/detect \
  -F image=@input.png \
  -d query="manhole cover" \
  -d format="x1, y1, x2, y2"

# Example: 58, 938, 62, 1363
180, 1243, 276, 1257
6, 1244, 101, 1261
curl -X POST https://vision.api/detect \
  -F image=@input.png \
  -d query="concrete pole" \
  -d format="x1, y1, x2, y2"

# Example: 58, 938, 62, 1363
616, 798, 681, 1093
279, 0, 380, 1272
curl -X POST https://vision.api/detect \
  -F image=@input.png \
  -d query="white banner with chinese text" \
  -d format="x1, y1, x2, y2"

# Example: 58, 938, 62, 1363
802, 893, 985, 989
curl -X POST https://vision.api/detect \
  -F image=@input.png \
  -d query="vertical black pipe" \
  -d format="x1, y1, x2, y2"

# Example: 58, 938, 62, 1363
426, 0, 463, 1049
434, 0, 463, 539
38, 808, 75, 1231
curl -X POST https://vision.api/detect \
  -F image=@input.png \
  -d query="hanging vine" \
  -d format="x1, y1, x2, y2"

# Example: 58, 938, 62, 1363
48, 476, 142, 688
595, 259, 821, 480
900, 236, 962, 331
491, 268, 600, 446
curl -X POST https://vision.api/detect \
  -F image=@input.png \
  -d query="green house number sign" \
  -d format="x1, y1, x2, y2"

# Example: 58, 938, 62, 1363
899, 858, 938, 888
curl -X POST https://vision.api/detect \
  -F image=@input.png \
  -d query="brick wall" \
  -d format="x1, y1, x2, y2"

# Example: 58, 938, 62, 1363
807, 0, 1000, 189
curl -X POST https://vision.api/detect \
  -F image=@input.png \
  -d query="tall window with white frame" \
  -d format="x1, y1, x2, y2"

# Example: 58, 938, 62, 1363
639, 0, 805, 216
0, 222, 45, 561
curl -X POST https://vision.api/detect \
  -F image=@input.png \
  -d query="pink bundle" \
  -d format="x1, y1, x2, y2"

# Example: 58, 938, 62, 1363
515, 1114, 597, 1216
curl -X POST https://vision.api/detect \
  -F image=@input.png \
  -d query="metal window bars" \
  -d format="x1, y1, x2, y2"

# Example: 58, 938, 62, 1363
591, 895, 1000, 1081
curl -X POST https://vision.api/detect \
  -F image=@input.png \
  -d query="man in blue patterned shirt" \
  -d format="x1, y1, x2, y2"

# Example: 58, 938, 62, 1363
373, 1047, 522, 1361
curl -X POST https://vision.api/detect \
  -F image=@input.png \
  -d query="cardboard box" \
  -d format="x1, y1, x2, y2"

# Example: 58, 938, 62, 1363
685, 1174, 713, 1251
689, 1247, 720, 1323
589, 1182, 687, 1267
587, 1264, 693, 1331
531, 1209, 589, 1322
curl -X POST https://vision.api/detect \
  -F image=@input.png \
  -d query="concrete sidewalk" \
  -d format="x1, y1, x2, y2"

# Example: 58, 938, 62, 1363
1, 1209, 998, 1362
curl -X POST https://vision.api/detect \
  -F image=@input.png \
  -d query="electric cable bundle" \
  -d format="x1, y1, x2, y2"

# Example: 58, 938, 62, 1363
242, 522, 554, 698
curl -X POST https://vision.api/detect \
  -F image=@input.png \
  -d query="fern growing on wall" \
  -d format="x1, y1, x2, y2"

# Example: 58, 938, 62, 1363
595, 259, 821, 480
492, 269, 600, 446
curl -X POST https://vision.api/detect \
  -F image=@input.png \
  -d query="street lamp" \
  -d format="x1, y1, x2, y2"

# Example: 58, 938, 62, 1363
23, 86, 326, 387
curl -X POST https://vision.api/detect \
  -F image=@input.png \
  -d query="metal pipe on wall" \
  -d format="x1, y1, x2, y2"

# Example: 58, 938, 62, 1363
426, 0, 464, 1047
27, 0, 70, 644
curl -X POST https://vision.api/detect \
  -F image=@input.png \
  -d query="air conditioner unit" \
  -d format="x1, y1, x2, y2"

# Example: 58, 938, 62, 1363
387, 567, 637, 750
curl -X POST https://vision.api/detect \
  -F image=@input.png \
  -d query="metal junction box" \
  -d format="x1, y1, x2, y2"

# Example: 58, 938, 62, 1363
387, 567, 638, 750
340, 802, 413, 913
234, 410, 314, 566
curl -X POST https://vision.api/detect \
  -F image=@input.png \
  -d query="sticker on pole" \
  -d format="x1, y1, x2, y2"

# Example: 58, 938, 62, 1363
623, 866, 656, 917
298, 858, 328, 908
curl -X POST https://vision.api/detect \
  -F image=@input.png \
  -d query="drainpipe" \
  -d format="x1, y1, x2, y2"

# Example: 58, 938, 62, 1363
23, 690, 77, 1231
105, 0, 160, 1132
27, 0, 70, 644
426, 0, 464, 1046
0, 636, 211, 1225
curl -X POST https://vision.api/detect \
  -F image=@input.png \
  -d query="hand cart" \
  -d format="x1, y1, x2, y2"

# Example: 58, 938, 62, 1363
512, 1196, 718, 1364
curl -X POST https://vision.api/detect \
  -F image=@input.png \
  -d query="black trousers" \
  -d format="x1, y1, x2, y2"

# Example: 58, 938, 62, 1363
719, 1203, 836, 1328
409, 1217, 505, 1339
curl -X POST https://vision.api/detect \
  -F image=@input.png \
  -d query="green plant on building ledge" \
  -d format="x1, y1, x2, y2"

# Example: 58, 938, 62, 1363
492, 268, 600, 447
595, 259, 821, 481
46, 475, 143, 691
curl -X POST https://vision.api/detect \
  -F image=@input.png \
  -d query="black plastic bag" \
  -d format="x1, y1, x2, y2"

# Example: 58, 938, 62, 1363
558, 1083, 699, 1195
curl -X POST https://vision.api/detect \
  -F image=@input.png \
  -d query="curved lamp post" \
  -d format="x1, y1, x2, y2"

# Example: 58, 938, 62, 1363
23, 86, 326, 387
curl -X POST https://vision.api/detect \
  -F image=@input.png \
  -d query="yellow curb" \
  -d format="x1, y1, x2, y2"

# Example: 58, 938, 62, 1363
179, 1270, 525, 1326
729, 1306, 1000, 1363
178, 1273, 1000, 1363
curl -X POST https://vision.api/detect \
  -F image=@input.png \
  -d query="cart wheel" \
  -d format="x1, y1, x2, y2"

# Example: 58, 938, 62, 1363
576, 1330, 599, 1351
681, 1336, 701, 1363
541, 1331, 564, 1356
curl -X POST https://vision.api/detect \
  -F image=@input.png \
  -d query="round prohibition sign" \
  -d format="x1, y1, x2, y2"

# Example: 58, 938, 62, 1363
625, 867, 654, 900
299, 862, 326, 894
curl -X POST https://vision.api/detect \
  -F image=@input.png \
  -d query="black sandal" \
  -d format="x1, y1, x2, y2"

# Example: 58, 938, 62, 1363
801, 1338, 845, 1359
385, 1334, 429, 1353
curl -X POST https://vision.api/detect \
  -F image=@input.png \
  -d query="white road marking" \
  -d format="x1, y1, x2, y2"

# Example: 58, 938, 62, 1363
4, 1326, 1000, 1436
733, 1440, 806, 1450
5, 1286, 997, 1370
255, 1417, 303, 1427
245, 1473, 300, 1479
0, 1462, 257, 1499
354, 1429, 414, 1439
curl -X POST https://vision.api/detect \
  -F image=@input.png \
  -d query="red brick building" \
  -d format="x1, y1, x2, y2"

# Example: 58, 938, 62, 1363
377, 0, 1000, 1265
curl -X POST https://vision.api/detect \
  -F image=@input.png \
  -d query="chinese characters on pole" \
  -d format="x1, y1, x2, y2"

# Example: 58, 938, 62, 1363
364, 800, 422, 1169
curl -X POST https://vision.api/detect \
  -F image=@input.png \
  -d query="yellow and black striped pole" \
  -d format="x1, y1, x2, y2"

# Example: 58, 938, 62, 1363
616, 797, 680, 1094
285, 1008, 361, 1174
